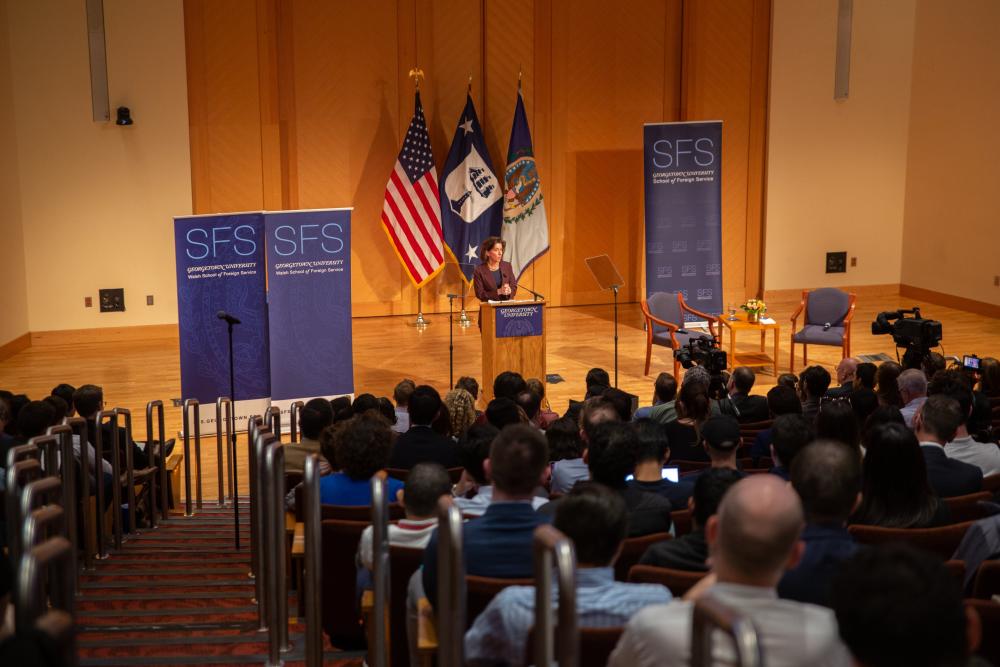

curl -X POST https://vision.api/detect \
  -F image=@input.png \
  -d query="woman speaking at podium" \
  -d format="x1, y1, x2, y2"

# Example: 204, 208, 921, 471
472, 236, 518, 302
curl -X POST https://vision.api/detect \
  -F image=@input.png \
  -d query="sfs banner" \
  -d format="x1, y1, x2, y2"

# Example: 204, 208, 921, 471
643, 121, 723, 322
174, 213, 271, 433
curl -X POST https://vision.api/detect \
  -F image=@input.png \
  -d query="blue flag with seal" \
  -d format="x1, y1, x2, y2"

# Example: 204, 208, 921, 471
501, 88, 548, 279
440, 94, 502, 283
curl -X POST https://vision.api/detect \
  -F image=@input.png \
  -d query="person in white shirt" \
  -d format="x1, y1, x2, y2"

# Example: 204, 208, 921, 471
610, 474, 851, 667
898, 368, 928, 428
357, 462, 452, 571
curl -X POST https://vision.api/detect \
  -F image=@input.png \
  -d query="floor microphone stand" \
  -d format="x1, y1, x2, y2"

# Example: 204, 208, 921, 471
612, 285, 620, 388
226, 320, 240, 551
447, 294, 457, 387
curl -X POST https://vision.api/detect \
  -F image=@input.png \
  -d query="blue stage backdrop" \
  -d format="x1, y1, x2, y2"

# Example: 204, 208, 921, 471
643, 121, 723, 322
264, 209, 354, 407
174, 213, 271, 427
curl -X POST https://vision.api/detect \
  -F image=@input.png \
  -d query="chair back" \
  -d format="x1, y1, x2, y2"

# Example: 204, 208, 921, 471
848, 520, 975, 560
628, 564, 707, 597
973, 560, 1000, 600
676, 460, 711, 474
532, 525, 578, 667
805, 288, 851, 326
982, 473, 1000, 493
386, 467, 410, 482
943, 559, 966, 587
524, 626, 623, 667
944, 491, 999, 523
466, 575, 533, 626
320, 503, 405, 522
739, 420, 772, 438
646, 292, 682, 333
966, 600, 1000, 666
390, 546, 427, 667
615, 532, 671, 582
320, 519, 369, 648
671, 509, 693, 537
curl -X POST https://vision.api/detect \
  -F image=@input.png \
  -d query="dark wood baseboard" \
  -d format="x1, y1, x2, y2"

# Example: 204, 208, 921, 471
0, 332, 31, 361
900, 284, 1000, 319
30, 324, 178, 347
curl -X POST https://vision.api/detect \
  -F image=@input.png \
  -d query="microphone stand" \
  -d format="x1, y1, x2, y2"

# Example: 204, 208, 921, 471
612, 285, 620, 388
511, 282, 545, 302
225, 318, 240, 551
446, 294, 458, 387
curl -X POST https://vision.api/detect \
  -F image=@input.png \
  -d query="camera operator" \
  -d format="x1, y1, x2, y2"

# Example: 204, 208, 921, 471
871, 308, 943, 370
673, 336, 740, 420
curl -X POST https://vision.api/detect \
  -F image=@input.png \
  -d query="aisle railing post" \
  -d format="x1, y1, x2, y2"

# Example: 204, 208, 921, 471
266, 405, 281, 442
181, 399, 201, 515
98, 409, 124, 550
289, 400, 304, 443
303, 454, 322, 667
691, 596, 764, 667
253, 426, 274, 633
216, 396, 232, 506
533, 525, 579, 667
16, 536, 75, 639
247, 417, 264, 579
437, 499, 465, 667
65, 417, 92, 567
371, 473, 390, 667
262, 438, 291, 664
46, 424, 78, 585
146, 400, 169, 521
113, 408, 143, 536
92, 411, 116, 558
6, 457, 41, 579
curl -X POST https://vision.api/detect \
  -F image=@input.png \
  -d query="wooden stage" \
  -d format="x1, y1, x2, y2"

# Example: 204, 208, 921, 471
2, 292, 997, 500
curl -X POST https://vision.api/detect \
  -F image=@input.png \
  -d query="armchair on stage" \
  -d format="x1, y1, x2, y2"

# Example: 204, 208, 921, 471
789, 287, 856, 373
640, 292, 719, 379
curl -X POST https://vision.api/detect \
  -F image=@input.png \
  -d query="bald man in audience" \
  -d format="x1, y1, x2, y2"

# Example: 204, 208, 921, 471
826, 357, 859, 399
610, 475, 851, 667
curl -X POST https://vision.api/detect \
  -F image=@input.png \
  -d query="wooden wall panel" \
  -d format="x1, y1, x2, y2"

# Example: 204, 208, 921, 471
184, 0, 266, 213
184, 0, 769, 316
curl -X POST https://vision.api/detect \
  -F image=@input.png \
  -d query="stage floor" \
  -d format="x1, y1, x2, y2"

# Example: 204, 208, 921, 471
2, 292, 997, 500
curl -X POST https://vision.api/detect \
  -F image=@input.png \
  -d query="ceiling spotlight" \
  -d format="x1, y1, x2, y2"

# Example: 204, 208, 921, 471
116, 106, 133, 126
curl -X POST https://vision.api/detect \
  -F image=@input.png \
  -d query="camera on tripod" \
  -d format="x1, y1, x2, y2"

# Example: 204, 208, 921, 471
673, 335, 728, 374
871, 307, 943, 369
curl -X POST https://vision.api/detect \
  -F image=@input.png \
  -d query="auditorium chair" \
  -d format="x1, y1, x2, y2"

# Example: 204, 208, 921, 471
943, 491, 999, 523
292, 483, 405, 521
320, 519, 369, 648
524, 626, 624, 667
360, 545, 426, 667
972, 561, 1000, 600
984, 473, 1000, 494
615, 532, 672, 582
671, 508, 693, 537
739, 419, 772, 440
789, 287, 856, 373
943, 559, 966, 587
387, 466, 464, 484
848, 521, 975, 560
628, 564, 707, 597
640, 291, 719, 379
676, 460, 711, 474
966, 600, 1000, 666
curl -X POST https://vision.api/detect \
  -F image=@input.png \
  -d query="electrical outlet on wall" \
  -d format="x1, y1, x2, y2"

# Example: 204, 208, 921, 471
850, 257, 857, 267
146, 295, 154, 306
84, 296, 92, 308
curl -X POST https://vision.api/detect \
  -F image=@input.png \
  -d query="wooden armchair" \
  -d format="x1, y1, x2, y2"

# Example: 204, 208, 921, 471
789, 288, 856, 373
640, 292, 719, 379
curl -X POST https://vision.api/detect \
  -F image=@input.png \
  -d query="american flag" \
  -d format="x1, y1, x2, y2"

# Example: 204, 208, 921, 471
381, 92, 444, 287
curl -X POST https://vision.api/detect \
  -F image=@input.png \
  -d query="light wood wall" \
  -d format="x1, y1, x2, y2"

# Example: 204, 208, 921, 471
184, 0, 770, 316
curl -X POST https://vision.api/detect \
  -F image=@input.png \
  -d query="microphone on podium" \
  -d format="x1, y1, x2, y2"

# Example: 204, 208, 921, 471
216, 311, 241, 325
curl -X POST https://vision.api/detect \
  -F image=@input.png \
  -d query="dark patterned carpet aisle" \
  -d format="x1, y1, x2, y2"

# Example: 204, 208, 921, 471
75, 505, 364, 666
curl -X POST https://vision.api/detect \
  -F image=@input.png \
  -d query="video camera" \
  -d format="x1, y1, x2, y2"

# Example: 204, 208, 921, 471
871, 307, 943, 370
673, 334, 728, 375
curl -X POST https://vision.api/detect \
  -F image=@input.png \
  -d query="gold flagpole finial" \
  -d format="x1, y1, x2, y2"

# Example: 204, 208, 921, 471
408, 67, 425, 90
467, 75, 473, 95
517, 65, 523, 91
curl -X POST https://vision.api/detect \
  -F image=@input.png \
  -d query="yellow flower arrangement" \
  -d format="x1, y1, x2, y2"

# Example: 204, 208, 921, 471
741, 299, 766, 316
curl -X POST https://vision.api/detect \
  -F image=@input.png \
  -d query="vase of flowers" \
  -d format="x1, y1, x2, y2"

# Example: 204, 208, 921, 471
741, 298, 766, 323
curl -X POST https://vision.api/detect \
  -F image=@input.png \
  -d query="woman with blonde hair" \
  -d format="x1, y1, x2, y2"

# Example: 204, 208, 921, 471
444, 388, 477, 440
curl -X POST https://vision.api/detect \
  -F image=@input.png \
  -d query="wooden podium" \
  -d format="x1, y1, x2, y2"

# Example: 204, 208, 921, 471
481, 300, 546, 403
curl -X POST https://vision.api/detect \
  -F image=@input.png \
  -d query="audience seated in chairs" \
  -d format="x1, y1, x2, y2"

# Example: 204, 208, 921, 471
357, 462, 451, 575
695, 416, 744, 478
464, 484, 672, 667
662, 376, 712, 463
778, 441, 861, 607
392, 379, 416, 434
769, 413, 814, 481
815, 399, 862, 457
513, 390, 543, 431
832, 544, 982, 667
915, 395, 983, 498
727, 367, 769, 423
283, 397, 333, 475
611, 474, 851, 666
388, 385, 460, 470
627, 419, 694, 509
876, 361, 904, 409
932, 369, 1000, 477
493, 371, 528, 402
978, 357, 1000, 400
750, 384, 801, 464
421, 424, 552, 609
525, 378, 559, 429
453, 424, 547, 518
74, 384, 150, 470
632, 372, 677, 423
799, 366, 831, 423
485, 397, 527, 431
444, 388, 477, 440
852, 422, 951, 528
544, 417, 584, 465
319, 413, 404, 506
849, 387, 879, 428
563, 367, 611, 424
854, 362, 877, 391
640, 468, 743, 571
550, 398, 618, 495
545, 421, 672, 538
826, 357, 859, 399
898, 368, 929, 428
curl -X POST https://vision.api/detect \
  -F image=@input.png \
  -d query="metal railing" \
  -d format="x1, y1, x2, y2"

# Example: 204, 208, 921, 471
182, 399, 202, 514
216, 396, 233, 506
94, 409, 124, 551
266, 405, 281, 441
45, 424, 79, 583
261, 436, 291, 664
533, 524, 579, 667
370, 474, 390, 667
303, 453, 323, 667
436, 498, 465, 667
146, 400, 170, 521
250, 421, 273, 631
16, 536, 76, 645
64, 416, 93, 567
6, 456, 42, 566
246, 416, 265, 578
691, 595, 764, 667
289, 400, 305, 443
115, 407, 152, 537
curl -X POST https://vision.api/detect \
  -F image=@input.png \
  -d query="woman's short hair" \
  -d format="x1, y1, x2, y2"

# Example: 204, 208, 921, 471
478, 236, 506, 262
